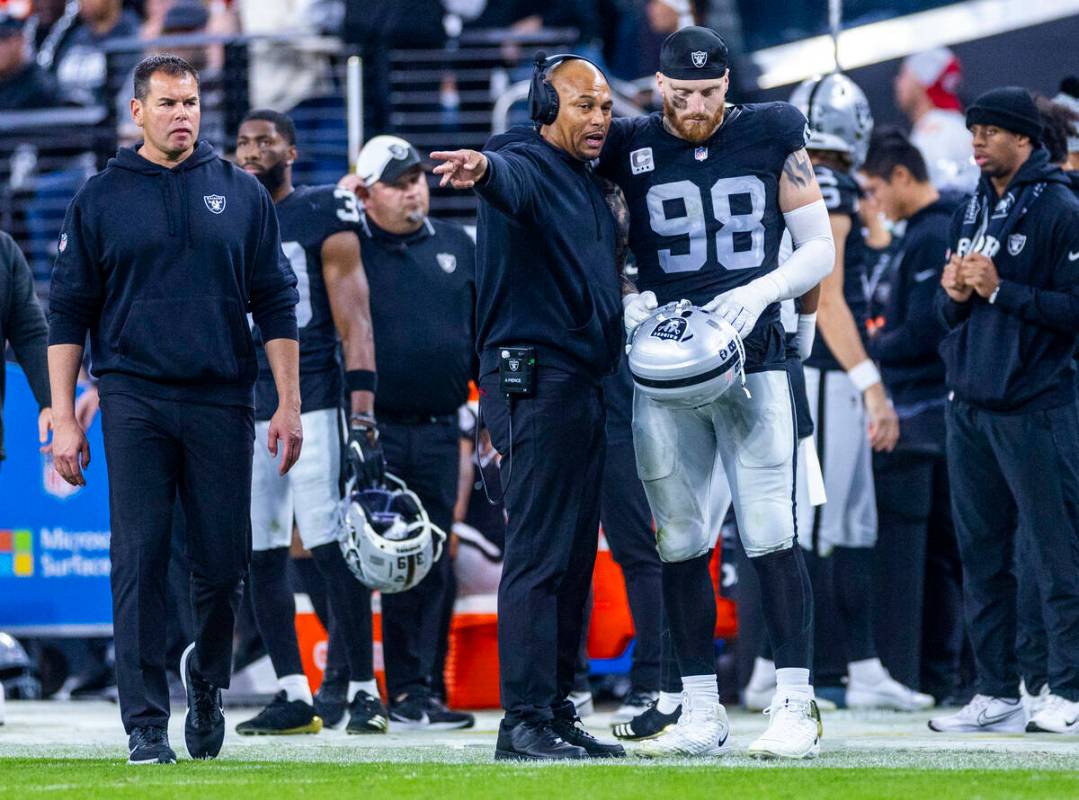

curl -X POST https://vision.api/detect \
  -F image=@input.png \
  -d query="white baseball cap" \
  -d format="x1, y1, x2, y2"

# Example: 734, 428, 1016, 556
355, 135, 423, 187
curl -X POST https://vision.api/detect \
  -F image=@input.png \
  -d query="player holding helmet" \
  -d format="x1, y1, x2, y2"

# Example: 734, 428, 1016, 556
600, 26, 835, 759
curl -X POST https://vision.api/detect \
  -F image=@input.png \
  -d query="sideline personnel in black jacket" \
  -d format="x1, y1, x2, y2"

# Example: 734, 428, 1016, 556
46, 55, 300, 765
928, 87, 1079, 735
0, 230, 51, 466
432, 56, 625, 761
861, 131, 962, 700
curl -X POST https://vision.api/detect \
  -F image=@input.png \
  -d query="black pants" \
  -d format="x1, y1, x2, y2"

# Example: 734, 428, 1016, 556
101, 392, 252, 733
480, 368, 606, 725
379, 415, 459, 700
946, 398, 1079, 701
600, 436, 662, 692
1016, 534, 1051, 694
871, 407, 961, 695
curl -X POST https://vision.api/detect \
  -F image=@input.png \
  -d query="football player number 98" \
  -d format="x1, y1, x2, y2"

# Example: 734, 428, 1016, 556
646, 175, 766, 273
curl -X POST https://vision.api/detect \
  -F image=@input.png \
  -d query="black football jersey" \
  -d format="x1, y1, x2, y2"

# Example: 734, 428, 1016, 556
598, 102, 809, 368
254, 184, 361, 420
805, 165, 870, 372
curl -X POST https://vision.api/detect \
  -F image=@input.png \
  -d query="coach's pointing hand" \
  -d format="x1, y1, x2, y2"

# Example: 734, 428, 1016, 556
431, 149, 488, 189
268, 404, 303, 476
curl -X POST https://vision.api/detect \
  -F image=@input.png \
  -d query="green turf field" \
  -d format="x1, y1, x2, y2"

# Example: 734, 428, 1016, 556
2, 760, 1077, 800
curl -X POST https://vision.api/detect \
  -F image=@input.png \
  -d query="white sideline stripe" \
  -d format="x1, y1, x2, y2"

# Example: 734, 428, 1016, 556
751, 0, 1079, 89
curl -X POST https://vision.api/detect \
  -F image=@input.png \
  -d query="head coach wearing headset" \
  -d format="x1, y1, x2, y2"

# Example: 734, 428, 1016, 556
432, 54, 630, 760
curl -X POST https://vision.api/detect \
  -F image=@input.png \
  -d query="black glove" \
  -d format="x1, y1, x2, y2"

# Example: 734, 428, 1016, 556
348, 414, 385, 489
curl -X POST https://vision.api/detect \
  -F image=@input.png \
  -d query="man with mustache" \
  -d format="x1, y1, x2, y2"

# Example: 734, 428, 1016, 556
432, 55, 626, 760
233, 109, 389, 737
596, 26, 835, 759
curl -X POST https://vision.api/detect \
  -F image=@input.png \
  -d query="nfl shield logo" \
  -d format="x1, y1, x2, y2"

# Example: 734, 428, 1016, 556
204, 194, 226, 214
1008, 234, 1027, 256
436, 252, 457, 273
691, 50, 708, 68
695, 147, 708, 161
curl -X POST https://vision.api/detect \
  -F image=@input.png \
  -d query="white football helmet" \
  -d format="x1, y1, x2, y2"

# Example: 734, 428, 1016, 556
789, 72, 874, 168
627, 300, 746, 408
339, 473, 446, 594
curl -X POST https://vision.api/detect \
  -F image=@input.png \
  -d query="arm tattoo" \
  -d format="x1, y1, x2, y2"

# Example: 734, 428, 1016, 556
782, 149, 815, 189
597, 176, 631, 275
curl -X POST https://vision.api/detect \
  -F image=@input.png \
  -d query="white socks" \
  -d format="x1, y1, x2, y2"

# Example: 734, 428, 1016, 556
775, 667, 813, 701
657, 691, 682, 715
848, 657, 888, 685
682, 674, 720, 710
348, 679, 379, 703
279, 674, 313, 705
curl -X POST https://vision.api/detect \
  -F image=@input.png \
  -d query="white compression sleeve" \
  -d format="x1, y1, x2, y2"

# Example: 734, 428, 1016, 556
749, 199, 835, 304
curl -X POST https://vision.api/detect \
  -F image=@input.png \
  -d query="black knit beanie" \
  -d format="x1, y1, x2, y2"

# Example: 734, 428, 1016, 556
966, 86, 1043, 143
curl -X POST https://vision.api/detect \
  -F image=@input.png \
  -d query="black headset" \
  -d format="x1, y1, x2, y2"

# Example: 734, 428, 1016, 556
527, 51, 605, 126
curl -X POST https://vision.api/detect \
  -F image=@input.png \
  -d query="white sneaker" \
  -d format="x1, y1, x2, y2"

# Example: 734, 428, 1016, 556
1026, 694, 1079, 734
928, 694, 1025, 733
846, 670, 935, 711
635, 693, 731, 758
747, 695, 822, 759
1020, 681, 1051, 720
610, 690, 658, 725
568, 690, 594, 718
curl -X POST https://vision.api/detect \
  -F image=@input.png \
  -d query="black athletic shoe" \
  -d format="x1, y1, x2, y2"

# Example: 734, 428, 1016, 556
389, 692, 475, 730
313, 669, 348, 727
346, 690, 389, 734
551, 716, 626, 758
180, 643, 225, 759
494, 719, 588, 761
612, 701, 682, 741
127, 726, 176, 765
236, 691, 323, 735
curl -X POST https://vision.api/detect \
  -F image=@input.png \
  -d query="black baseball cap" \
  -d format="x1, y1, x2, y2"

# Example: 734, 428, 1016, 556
659, 26, 729, 80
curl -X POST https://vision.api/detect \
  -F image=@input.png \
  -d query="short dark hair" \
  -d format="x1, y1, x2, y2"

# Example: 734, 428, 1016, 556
1035, 95, 1078, 165
862, 127, 930, 183
240, 109, 297, 145
133, 54, 199, 100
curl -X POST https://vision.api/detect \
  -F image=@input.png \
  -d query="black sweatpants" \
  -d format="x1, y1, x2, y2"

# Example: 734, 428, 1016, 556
946, 398, 1079, 701
101, 392, 253, 733
600, 436, 662, 692
479, 368, 605, 725
871, 407, 961, 694
379, 415, 459, 700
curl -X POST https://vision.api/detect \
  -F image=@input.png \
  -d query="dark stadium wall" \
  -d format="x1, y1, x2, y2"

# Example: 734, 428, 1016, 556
757, 14, 1079, 127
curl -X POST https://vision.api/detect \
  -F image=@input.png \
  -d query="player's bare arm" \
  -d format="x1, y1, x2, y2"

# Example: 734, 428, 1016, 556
815, 214, 899, 452
46, 343, 90, 486
263, 338, 303, 476
322, 229, 375, 416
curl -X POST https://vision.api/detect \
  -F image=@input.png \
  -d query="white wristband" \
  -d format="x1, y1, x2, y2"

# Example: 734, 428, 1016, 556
847, 359, 882, 393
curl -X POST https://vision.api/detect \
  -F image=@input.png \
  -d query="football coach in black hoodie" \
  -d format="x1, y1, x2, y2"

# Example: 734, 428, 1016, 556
47, 55, 301, 764
929, 87, 1079, 735
432, 55, 626, 761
